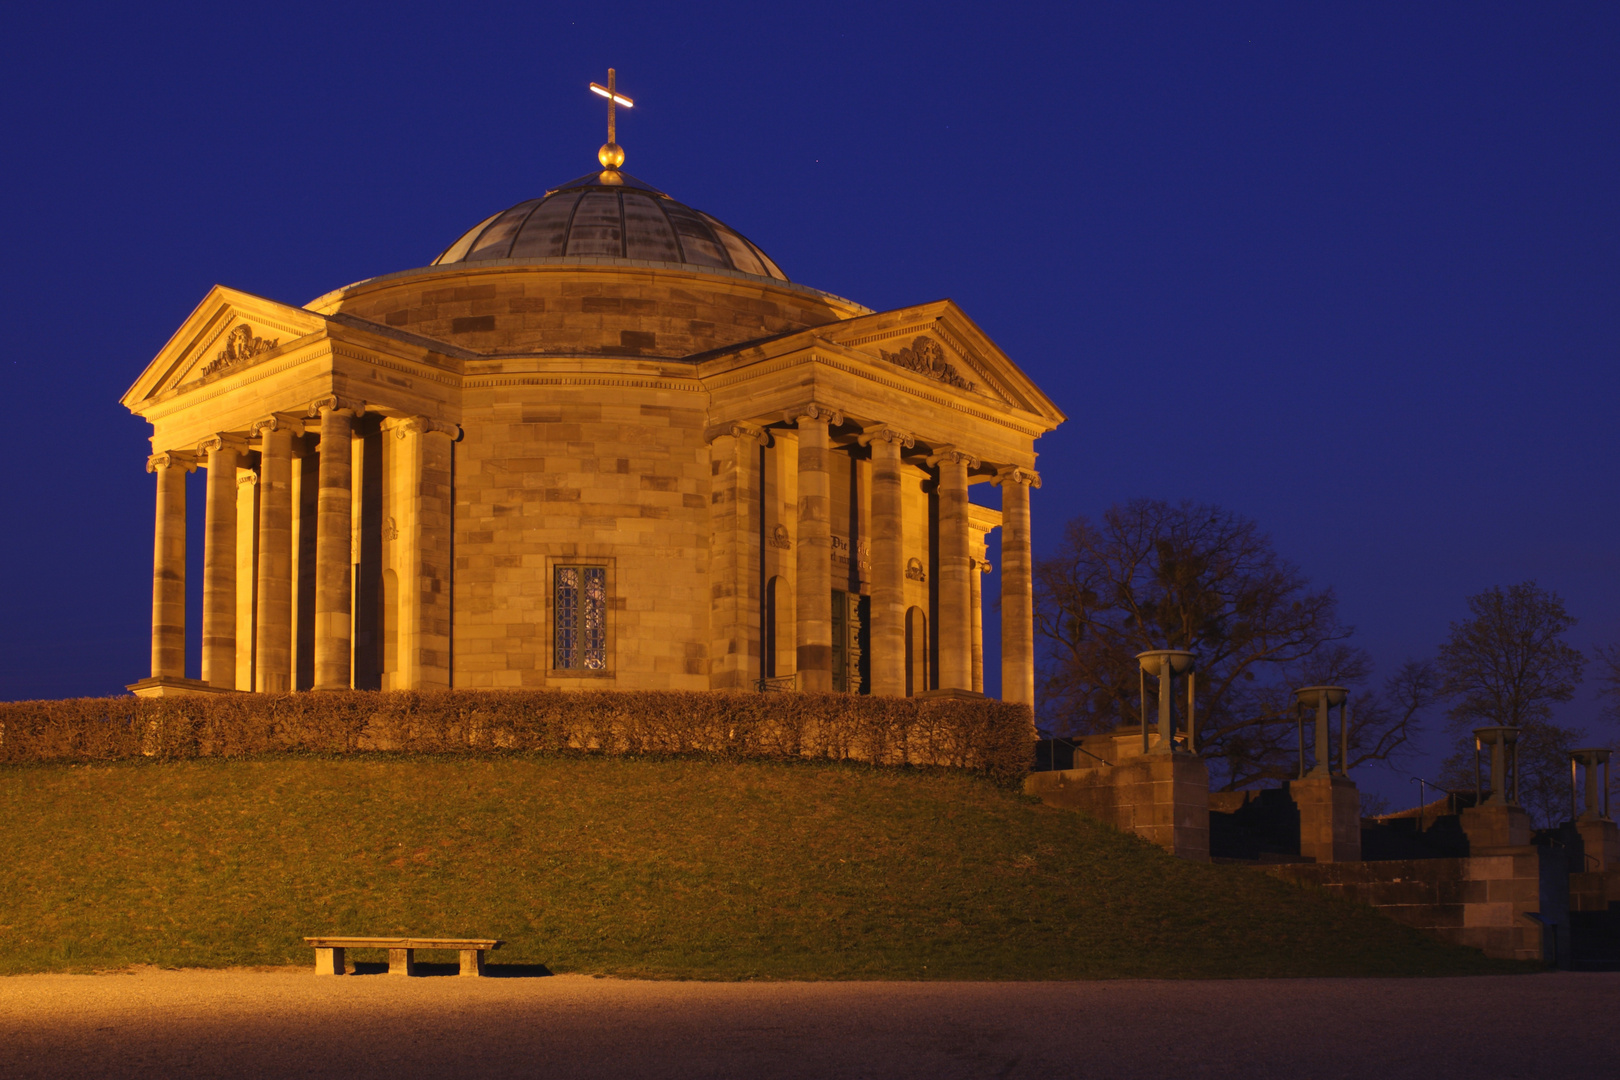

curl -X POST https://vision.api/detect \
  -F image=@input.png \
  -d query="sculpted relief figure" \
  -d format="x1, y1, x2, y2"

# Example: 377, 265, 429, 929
202, 324, 280, 377
879, 335, 974, 391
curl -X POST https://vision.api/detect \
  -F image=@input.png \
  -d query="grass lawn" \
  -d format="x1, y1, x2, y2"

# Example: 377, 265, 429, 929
0, 755, 1528, 978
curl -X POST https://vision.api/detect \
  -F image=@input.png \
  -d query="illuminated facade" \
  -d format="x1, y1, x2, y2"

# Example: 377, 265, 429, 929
121, 132, 1064, 701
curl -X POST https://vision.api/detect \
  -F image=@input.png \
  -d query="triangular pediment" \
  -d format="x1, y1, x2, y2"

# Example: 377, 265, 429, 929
813, 301, 1065, 426
121, 286, 328, 412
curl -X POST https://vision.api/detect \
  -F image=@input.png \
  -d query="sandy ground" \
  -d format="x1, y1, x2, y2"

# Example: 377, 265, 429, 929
0, 967, 1615, 1079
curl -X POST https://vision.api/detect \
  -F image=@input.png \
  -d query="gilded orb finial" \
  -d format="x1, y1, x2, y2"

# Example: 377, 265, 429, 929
588, 68, 634, 172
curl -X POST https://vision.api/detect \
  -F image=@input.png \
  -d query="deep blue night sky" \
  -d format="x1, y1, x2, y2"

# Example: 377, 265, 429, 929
2, 2, 1615, 804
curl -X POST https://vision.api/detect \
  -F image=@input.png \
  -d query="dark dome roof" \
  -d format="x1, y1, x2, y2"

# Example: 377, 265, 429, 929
432, 169, 788, 281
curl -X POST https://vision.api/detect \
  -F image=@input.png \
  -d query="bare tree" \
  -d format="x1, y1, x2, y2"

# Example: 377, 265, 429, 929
1595, 643, 1620, 724
1034, 500, 1434, 788
1436, 582, 1588, 826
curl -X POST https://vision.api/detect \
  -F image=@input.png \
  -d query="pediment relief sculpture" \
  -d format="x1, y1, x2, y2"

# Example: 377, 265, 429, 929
202, 324, 279, 377
878, 335, 974, 391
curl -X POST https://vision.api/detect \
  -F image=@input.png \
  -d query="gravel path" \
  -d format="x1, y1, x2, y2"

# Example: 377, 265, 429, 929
1, 967, 1615, 1078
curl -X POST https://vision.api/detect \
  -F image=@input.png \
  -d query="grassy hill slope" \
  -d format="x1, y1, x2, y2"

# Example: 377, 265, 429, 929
0, 755, 1526, 978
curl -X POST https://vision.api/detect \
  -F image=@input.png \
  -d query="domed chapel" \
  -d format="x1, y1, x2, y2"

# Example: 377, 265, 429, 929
121, 73, 1065, 704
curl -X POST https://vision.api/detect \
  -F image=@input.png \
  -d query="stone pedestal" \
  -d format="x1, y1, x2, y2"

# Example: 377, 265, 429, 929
1575, 818, 1619, 872
1460, 803, 1532, 850
1290, 774, 1361, 863
1025, 746, 1210, 861
126, 676, 241, 698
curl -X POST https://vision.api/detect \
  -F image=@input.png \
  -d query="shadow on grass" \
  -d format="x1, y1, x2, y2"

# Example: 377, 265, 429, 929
348, 961, 554, 978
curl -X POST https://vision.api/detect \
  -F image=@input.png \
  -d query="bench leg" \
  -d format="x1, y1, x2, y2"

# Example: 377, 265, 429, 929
387, 948, 416, 976
314, 947, 345, 976
459, 949, 485, 977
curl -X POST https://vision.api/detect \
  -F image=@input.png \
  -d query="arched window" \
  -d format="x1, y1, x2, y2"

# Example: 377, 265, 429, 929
905, 606, 929, 697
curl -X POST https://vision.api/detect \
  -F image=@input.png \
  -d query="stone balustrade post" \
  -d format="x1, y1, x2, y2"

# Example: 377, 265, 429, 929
147, 450, 196, 679
794, 406, 839, 692
863, 425, 913, 697
312, 401, 357, 690
996, 467, 1039, 705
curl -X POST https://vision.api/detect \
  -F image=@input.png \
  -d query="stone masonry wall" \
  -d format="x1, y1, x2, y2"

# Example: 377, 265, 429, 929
454, 385, 712, 690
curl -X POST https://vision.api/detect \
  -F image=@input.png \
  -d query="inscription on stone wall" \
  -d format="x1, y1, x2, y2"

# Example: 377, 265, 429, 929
878, 335, 974, 391
202, 324, 279, 377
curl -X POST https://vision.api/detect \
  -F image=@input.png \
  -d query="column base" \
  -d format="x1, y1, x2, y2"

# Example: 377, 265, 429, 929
1460, 803, 1532, 850
126, 676, 243, 698
913, 687, 986, 701
1288, 774, 1362, 863
1575, 818, 1619, 872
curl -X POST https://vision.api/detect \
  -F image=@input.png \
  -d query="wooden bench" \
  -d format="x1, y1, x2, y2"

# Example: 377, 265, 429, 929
303, 937, 503, 977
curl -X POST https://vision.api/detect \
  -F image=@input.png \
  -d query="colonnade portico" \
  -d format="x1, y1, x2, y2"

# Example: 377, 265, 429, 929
130, 397, 458, 698
708, 402, 1038, 704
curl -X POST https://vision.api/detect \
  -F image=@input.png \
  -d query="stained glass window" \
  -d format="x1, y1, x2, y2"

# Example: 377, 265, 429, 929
554, 566, 607, 670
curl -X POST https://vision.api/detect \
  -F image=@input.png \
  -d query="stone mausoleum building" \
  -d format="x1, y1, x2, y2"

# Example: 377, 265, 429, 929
122, 90, 1064, 703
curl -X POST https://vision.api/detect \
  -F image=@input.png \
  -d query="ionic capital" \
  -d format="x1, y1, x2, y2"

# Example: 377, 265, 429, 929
147, 450, 198, 473
395, 416, 460, 440
197, 432, 251, 458
251, 413, 306, 438
309, 395, 364, 418
788, 403, 843, 428
926, 445, 980, 469
993, 466, 1042, 489
703, 420, 768, 447
857, 424, 915, 449
237, 471, 259, 488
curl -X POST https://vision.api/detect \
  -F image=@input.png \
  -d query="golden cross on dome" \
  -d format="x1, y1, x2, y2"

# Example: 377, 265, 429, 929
589, 68, 634, 169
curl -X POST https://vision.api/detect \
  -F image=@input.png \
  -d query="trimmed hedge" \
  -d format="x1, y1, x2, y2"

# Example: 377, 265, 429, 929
0, 689, 1036, 785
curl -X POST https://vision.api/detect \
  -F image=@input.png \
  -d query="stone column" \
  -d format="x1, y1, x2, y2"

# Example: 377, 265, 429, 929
234, 469, 258, 691
199, 435, 244, 688
794, 406, 838, 692
708, 422, 765, 690
996, 467, 1040, 705
147, 451, 195, 679
254, 417, 296, 693
771, 428, 799, 680
864, 426, 913, 698
396, 418, 457, 689
930, 448, 977, 691
971, 558, 986, 693
313, 403, 356, 690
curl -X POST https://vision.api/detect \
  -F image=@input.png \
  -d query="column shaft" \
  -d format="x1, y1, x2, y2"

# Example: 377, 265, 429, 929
936, 454, 973, 690
255, 422, 295, 692
868, 433, 907, 697
313, 408, 354, 689
708, 424, 762, 690
394, 418, 456, 689
201, 441, 240, 687
998, 470, 1037, 705
971, 560, 985, 693
148, 453, 190, 679
795, 411, 834, 692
